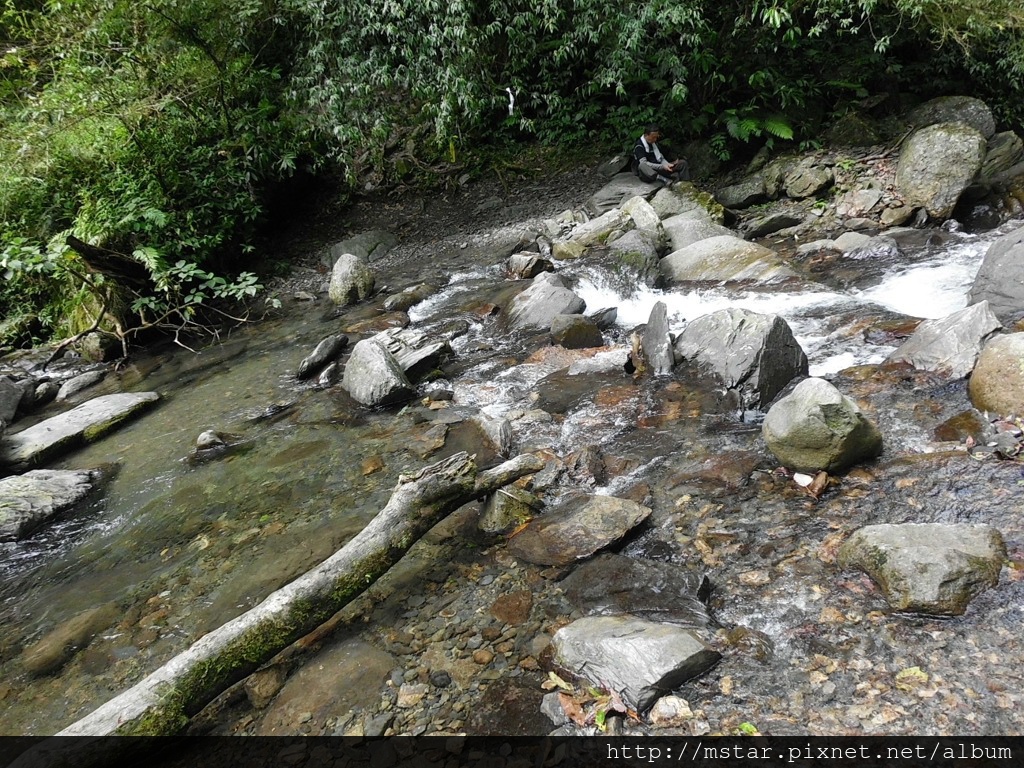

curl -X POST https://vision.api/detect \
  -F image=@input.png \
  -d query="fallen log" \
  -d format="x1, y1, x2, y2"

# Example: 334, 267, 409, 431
54, 450, 541, 739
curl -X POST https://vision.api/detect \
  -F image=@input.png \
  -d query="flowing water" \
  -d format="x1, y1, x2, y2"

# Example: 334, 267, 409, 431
1, 218, 1022, 735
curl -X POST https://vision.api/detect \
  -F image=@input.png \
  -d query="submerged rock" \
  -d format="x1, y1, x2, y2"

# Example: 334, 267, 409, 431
560, 553, 713, 628
507, 495, 651, 566
673, 308, 808, 410
762, 378, 882, 473
21, 603, 121, 676
839, 523, 1005, 615
552, 615, 720, 713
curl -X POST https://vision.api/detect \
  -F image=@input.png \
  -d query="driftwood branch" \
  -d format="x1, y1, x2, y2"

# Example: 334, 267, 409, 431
32, 451, 540, 749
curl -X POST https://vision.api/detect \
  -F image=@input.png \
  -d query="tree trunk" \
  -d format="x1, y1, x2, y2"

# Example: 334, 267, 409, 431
51, 451, 541, 740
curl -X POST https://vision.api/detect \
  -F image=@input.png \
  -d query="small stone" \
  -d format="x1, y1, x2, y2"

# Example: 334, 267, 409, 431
472, 649, 495, 666
397, 682, 429, 708
429, 670, 452, 688
481, 627, 502, 642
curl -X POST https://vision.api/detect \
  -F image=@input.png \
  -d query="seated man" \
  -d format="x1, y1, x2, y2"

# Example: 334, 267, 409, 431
633, 124, 689, 185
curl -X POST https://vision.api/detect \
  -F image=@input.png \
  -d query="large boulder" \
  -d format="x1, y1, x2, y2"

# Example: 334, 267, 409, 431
505, 272, 586, 331
968, 333, 1024, 416
968, 225, 1024, 322
585, 173, 658, 215
762, 377, 882, 472
506, 495, 651, 566
784, 162, 834, 199
673, 308, 808, 410
566, 208, 631, 247
907, 95, 996, 139
661, 215, 733, 252
885, 302, 1001, 379
715, 175, 768, 208
552, 615, 720, 713
323, 229, 397, 268
328, 253, 375, 305
621, 195, 662, 237
641, 301, 674, 376
839, 523, 1005, 615
0, 376, 25, 425
603, 229, 662, 289
0, 392, 160, 470
1, 469, 100, 541
661, 236, 797, 285
650, 182, 725, 223
372, 327, 451, 381
979, 131, 1024, 179
896, 122, 987, 219
340, 339, 414, 407
550, 314, 604, 350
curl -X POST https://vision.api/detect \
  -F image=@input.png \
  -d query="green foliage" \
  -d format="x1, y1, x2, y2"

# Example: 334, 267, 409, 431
3, 0, 1024, 347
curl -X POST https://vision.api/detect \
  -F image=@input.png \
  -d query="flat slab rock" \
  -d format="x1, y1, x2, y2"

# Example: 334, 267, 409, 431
553, 614, 721, 713
839, 523, 1005, 615
506, 495, 651, 566
560, 553, 713, 628
0, 469, 100, 541
0, 392, 160, 470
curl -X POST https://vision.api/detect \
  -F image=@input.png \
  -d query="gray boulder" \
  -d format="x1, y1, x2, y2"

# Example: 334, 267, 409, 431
839, 523, 1005, 615
650, 182, 725, 223
0, 376, 24, 424
296, 334, 349, 380
585, 173, 659, 215
715, 175, 768, 208
762, 378, 882, 472
372, 327, 451, 381
506, 253, 554, 280
741, 213, 802, 239
505, 272, 586, 331
661, 236, 797, 284
0, 392, 160, 470
896, 122, 987, 219
328, 253, 375, 305
567, 208, 632, 247
662, 215, 733, 252
552, 615, 720, 713
968, 224, 1024, 322
907, 95, 996, 139
784, 163, 834, 199
0, 469, 100, 541
324, 229, 397, 268
673, 308, 808, 410
886, 302, 1001, 379
507, 494, 651, 566
968, 333, 1024, 416
980, 131, 1024, 179
340, 339, 414, 407
621, 195, 663, 236
568, 348, 631, 375
382, 282, 437, 312
551, 314, 604, 349
641, 301, 674, 376
560, 553, 713, 628
604, 229, 662, 289
55, 370, 106, 402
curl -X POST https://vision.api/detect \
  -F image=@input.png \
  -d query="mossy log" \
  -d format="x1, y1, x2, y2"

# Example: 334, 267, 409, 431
50, 451, 541, 741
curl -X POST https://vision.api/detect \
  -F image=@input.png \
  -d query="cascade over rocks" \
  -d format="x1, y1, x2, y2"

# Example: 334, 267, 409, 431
968, 224, 1024, 322
552, 615, 721, 713
762, 378, 882, 473
896, 122, 987, 219
968, 333, 1024, 416
839, 523, 1005, 615
673, 308, 808, 410
885, 302, 1001, 379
